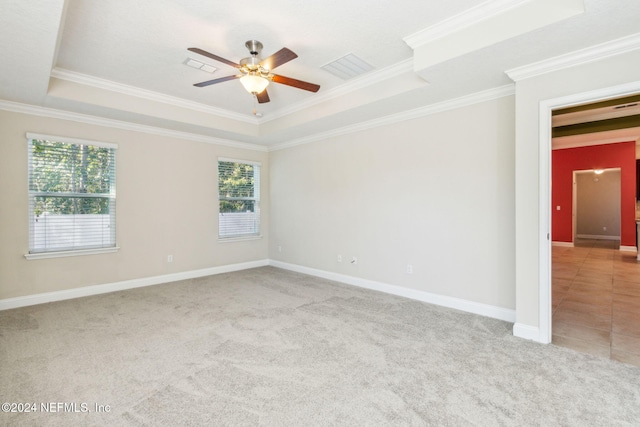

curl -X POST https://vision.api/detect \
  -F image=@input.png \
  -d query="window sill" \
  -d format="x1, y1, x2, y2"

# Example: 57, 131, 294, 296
25, 247, 120, 260
218, 235, 263, 243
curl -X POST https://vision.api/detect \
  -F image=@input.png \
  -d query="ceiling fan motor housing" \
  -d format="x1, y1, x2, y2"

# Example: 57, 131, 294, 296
241, 40, 270, 75
189, 39, 320, 104
245, 40, 263, 56
239, 56, 270, 77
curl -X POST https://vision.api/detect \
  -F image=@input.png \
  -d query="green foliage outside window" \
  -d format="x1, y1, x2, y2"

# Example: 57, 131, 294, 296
218, 161, 256, 213
30, 139, 114, 216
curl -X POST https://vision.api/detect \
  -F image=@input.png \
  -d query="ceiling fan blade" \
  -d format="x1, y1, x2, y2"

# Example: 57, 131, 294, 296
188, 47, 240, 69
256, 90, 270, 104
193, 75, 240, 87
260, 48, 298, 70
271, 74, 320, 92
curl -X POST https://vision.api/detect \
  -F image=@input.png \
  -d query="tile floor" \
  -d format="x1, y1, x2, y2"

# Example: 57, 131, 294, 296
552, 238, 640, 367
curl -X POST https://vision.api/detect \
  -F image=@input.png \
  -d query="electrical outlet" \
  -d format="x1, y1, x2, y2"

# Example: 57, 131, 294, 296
278, 246, 282, 253
167, 255, 173, 263
351, 256, 358, 265
406, 264, 413, 274
337, 254, 342, 263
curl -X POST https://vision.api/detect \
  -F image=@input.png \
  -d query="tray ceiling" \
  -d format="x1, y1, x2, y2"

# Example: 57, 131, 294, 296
1, 0, 640, 148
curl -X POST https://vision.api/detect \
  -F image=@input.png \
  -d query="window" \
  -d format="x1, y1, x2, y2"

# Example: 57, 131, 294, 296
27, 133, 117, 256
218, 158, 261, 239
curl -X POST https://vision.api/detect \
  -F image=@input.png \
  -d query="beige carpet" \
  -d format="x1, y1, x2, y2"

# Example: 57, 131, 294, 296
1, 266, 639, 426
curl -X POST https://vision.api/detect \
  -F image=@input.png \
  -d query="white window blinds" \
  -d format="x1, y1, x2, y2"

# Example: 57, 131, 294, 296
218, 159, 261, 238
27, 134, 117, 254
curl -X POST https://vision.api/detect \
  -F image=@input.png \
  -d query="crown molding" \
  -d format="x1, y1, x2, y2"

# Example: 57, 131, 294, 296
552, 128, 640, 151
269, 84, 515, 151
403, 0, 530, 48
51, 61, 418, 127
553, 135, 640, 151
0, 83, 515, 154
0, 99, 267, 152
50, 68, 259, 124
261, 58, 416, 123
506, 32, 640, 82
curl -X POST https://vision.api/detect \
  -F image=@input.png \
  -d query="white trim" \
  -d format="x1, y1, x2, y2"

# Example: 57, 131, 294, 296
537, 80, 640, 348
619, 246, 637, 252
0, 100, 268, 153
218, 157, 262, 166
0, 259, 269, 311
1, 258, 516, 322
575, 234, 621, 240
261, 59, 415, 124
513, 323, 544, 342
538, 97, 553, 345
403, 0, 530, 48
269, 84, 515, 151
26, 132, 118, 149
506, 33, 640, 82
269, 260, 516, 323
51, 68, 257, 125
25, 247, 120, 260
553, 135, 640, 151
552, 241, 574, 247
0, 72, 512, 155
52, 61, 418, 127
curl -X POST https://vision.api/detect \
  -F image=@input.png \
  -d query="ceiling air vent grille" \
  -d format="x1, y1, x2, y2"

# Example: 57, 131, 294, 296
321, 53, 374, 80
184, 58, 217, 73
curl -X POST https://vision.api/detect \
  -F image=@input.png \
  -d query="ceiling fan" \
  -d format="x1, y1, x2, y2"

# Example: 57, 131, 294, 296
188, 40, 320, 104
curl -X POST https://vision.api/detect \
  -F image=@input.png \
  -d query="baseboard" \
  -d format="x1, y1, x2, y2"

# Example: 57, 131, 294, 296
576, 234, 620, 240
2, 258, 517, 325
552, 241, 574, 247
513, 323, 548, 343
553, 240, 635, 252
0, 259, 269, 311
269, 260, 516, 323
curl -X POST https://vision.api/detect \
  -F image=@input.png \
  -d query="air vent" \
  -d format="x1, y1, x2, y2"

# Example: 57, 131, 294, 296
321, 53, 374, 80
184, 58, 217, 74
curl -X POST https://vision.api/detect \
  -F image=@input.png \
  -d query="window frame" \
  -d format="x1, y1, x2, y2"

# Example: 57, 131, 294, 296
25, 133, 119, 260
217, 157, 262, 241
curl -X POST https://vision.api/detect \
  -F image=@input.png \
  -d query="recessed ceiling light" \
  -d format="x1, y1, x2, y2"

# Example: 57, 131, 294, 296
321, 53, 374, 80
184, 58, 217, 73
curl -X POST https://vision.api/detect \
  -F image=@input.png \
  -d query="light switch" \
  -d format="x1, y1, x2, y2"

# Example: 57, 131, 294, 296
556, 206, 561, 210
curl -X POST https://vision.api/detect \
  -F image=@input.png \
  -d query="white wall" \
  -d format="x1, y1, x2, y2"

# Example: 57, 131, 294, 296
0, 110, 269, 300
270, 96, 516, 310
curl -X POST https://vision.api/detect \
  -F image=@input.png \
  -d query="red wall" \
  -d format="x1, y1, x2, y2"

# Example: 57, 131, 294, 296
552, 141, 636, 247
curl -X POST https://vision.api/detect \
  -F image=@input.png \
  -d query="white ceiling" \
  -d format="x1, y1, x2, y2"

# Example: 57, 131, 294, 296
1, 0, 640, 148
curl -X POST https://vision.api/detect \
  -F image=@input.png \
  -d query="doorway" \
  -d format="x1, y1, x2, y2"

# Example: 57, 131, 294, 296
573, 168, 621, 243
539, 86, 640, 364
538, 82, 640, 344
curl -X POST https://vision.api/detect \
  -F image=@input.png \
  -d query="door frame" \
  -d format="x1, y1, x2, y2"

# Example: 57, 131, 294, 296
538, 81, 640, 344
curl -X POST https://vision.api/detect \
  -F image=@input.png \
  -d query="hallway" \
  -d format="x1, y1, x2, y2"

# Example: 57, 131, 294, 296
552, 239, 640, 367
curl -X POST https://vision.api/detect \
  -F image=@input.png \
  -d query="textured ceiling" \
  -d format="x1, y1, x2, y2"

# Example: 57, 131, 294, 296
56, 0, 479, 114
1, 0, 640, 147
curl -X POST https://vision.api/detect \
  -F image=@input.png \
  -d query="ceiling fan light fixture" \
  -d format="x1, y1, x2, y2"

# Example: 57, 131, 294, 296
240, 73, 269, 94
